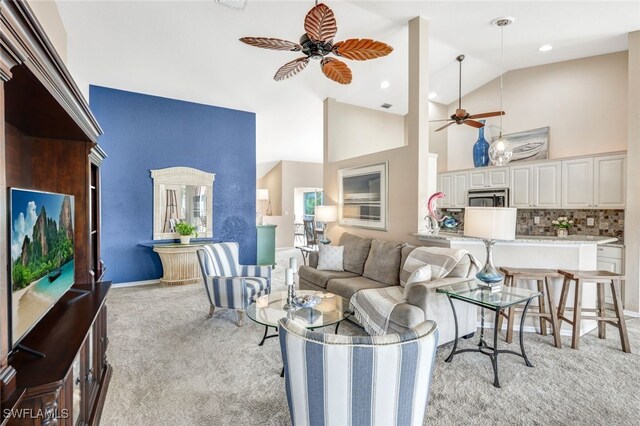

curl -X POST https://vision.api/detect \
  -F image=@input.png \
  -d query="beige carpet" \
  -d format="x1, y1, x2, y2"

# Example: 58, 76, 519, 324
101, 249, 640, 425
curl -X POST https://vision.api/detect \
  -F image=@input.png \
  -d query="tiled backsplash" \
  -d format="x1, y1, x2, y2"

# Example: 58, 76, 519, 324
441, 209, 625, 242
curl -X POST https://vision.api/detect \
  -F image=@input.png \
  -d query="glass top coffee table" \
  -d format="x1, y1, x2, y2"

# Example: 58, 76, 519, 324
246, 290, 351, 346
437, 280, 542, 388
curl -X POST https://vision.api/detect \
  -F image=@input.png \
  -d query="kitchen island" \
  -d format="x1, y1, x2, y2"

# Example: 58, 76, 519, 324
415, 231, 619, 336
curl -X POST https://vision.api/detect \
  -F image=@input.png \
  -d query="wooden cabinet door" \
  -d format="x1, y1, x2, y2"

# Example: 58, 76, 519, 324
437, 174, 454, 207
562, 158, 594, 208
594, 154, 626, 208
489, 168, 509, 188
534, 161, 562, 208
510, 165, 533, 208
453, 172, 468, 207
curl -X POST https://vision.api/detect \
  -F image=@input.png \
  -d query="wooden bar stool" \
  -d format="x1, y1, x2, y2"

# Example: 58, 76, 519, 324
556, 270, 630, 352
498, 267, 563, 348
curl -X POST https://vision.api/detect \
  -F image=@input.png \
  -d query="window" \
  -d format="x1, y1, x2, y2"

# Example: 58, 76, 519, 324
303, 191, 324, 216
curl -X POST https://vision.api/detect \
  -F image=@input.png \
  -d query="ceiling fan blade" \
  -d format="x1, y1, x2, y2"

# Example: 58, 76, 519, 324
321, 57, 352, 84
304, 3, 337, 43
429, 118, 455, 123
239, 37, 302, 51
464, 120, 485, 129
435, 122, 455, 132
274, 57, 309, 81
467, 111, 505, 119
332, 39, 393, 61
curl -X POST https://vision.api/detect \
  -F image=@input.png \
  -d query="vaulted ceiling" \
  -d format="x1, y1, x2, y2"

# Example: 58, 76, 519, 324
56, 1, 640, 175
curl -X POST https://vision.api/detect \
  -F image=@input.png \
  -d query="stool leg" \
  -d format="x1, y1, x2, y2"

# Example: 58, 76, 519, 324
545, 277, 562, 349
537, 279, 547, 336
571, 279, 583, 350
506, 275, 516, 344
497, 274, 508, 333
557, 275, 571, 327
611, 279, 631, 353
597, 282, 606, 339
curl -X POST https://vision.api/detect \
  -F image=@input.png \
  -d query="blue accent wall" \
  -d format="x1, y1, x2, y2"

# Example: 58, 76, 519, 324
90, 86, 256, 283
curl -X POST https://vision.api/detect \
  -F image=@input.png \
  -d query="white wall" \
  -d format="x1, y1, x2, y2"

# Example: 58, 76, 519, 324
429, 101, 449, 173
326, 98, 407, 163
446, 52, 628, 171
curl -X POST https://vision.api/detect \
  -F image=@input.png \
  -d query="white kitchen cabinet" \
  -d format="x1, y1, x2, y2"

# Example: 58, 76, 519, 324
453, 172, 468, 207
437, 172, 468, 207
469, 168, 509, 189
437, 174, 453, 207
562, 158, 594, 208
597, 245, 625, 306
510, 161, 561, 208
594, 154, 626, 208
534, 161, 562, 208
510, 165, 533, 208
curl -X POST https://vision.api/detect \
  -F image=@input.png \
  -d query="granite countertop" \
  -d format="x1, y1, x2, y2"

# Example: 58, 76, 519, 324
415, 231, 619, 245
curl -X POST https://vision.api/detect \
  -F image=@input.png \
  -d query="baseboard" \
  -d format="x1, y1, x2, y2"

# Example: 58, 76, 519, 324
112, 279, 160, 288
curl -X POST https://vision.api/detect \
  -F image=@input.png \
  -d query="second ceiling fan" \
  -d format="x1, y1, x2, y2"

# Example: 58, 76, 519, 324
431, 55, 505, 132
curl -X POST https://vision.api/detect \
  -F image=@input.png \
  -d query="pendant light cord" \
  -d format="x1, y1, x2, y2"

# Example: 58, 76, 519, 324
499, 23, 504, 138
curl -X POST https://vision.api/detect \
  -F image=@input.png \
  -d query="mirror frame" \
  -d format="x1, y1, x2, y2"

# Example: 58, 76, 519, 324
151, 167, 215, 240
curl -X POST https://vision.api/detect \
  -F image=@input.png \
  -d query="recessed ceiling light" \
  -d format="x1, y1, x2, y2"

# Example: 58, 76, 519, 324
538, 44, 553, 52
380, 80, 390, 89
428, 92, 438, 100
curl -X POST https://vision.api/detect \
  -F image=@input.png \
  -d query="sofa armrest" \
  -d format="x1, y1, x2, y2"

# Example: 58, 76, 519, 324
405, 277, 475, 312
309, 252, 319, 268
240, 265, 272, 279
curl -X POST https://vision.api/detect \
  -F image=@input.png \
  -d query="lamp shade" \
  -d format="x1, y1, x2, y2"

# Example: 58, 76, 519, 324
463, 207, 517, 241
257, 189, 269, 201
315, 205, 337, 223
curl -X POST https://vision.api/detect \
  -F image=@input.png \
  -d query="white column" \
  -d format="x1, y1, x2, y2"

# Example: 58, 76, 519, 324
407, 17, 431, 232
625, 31, 640, 313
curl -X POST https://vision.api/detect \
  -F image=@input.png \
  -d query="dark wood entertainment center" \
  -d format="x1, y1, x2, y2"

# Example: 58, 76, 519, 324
1, 1, 111, 424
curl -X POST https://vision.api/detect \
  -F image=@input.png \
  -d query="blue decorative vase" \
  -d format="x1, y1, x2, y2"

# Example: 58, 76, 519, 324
472, 120, 490, 167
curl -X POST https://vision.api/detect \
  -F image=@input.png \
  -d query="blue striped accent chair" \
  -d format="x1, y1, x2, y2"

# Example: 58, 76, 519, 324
278, 318, 438, 426
196, 243, 271, 326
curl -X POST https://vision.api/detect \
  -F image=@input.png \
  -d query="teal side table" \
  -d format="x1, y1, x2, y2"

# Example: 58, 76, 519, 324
257, 224, 277, 267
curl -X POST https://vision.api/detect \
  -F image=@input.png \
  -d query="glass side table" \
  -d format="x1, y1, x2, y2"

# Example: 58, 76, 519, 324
437, 281, 542, 388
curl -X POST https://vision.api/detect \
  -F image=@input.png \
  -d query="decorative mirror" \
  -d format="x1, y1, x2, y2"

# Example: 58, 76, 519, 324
151, 167, 215, 240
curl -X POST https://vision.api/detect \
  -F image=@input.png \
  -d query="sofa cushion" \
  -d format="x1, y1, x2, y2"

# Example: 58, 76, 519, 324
400, 245, 416, 270
298, 265, 357, 289
339, 233, 372, 275
363, 239, 406, 286
326, 276, 388, 302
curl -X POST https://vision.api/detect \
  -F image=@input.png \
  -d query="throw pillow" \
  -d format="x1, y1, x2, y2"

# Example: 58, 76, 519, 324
317, 245, 345, 271
403, 265, 432, 297
362, 239, 407, 286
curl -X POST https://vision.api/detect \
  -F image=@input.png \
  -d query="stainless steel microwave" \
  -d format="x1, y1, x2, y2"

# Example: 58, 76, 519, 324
467, 188, 509, 207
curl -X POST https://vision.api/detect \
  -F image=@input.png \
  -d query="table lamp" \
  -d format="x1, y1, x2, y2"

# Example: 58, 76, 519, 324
314, 205, 337, 244
463, 207, 517, 290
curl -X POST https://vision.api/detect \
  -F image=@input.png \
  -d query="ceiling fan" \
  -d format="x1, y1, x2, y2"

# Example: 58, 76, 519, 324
239, 2, 393, 84
431, 55, 505, 132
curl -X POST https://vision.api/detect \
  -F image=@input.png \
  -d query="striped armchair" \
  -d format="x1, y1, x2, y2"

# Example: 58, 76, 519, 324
196, 242, 271, 326
278, 318, 438, 426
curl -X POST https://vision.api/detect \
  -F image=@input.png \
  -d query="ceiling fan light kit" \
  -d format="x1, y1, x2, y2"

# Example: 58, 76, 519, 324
239, 2, 393, 84
488, 16, 514, 166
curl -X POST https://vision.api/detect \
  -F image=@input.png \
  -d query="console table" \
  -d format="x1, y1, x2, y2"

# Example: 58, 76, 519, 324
152, 243, 210, 285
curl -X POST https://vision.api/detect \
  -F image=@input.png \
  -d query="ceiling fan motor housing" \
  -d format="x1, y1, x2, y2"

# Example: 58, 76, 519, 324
300, 33, 333, 60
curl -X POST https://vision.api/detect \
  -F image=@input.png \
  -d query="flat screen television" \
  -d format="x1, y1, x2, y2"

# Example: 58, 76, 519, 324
9, 188, 75, 348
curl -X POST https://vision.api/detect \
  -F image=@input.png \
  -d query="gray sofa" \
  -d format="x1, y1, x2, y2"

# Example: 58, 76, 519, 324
298, 232, 477, 344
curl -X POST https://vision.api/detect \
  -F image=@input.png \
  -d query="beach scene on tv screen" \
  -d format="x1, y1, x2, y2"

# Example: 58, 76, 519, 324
10, 189, 75, 345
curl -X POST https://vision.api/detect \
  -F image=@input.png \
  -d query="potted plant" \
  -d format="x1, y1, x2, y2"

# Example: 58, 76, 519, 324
552, 217, 574, 237
175, 222, 197, 244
